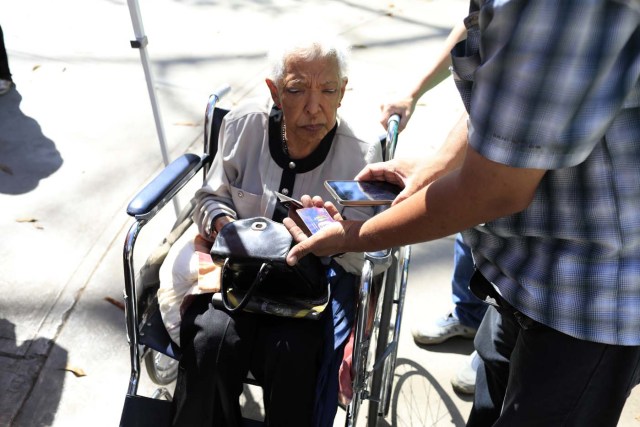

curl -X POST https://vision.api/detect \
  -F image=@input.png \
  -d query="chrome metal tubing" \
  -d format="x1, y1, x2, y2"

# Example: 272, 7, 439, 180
345, 259, 375, 426
123, 219, 145, 396
381, 245, 411, 416
385, 114, 400, 161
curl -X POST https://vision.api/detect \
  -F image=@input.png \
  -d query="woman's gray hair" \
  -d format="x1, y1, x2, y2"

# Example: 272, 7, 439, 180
267, 32, 350, 85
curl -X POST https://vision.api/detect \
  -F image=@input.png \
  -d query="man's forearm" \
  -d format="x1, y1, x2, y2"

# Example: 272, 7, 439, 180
346, 145, 546, 252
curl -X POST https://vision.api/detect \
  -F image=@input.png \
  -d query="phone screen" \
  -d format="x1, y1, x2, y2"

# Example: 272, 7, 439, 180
324, 180, 401, 206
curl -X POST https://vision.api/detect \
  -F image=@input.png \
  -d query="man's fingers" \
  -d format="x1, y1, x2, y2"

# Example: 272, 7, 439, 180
355, 163, 389, 182
391, 190, 410, 206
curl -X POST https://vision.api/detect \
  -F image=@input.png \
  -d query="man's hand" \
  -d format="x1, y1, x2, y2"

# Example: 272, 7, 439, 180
355, 157, 440, 205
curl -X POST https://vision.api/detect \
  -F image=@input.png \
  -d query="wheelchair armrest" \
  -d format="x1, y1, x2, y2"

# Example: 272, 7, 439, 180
365, 248, 392, 264
127, 153, 210, 221
364, 248, 394, 274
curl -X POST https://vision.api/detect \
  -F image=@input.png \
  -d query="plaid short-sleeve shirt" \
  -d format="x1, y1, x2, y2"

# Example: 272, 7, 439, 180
460, 0, 640, 345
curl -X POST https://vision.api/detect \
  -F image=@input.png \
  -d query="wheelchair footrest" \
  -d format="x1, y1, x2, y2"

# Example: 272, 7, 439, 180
242, 418, 265, 427
119, 394, 172, 427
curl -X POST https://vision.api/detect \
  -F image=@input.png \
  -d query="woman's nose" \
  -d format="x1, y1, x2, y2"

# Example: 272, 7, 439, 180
304, 91, 321, 115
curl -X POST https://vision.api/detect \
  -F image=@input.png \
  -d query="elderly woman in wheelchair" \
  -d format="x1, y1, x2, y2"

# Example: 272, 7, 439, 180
160, 33, 383, 427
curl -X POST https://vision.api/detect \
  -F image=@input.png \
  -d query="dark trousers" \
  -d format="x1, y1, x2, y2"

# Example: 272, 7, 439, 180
467, 271, 640, 427
0, 25, 11, 81
171, 294, 325, 427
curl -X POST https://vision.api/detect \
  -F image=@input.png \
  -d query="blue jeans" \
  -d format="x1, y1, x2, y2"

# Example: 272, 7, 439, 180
452, 233, 486, 329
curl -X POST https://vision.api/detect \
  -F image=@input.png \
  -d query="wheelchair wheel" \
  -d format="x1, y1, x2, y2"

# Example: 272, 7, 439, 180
345, 260, 382, 426
367, 246, 410, 426
144, 348, 179, 386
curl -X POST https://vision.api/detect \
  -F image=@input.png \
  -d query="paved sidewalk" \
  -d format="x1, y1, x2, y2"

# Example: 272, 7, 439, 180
0, 1, 638, 426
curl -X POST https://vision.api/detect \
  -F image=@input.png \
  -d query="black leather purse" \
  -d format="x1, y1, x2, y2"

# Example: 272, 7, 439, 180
210, 217, 330, 319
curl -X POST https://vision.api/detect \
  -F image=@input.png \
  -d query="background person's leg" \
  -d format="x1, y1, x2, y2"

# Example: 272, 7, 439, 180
412, 234, 482, 345
413, 234, 489, 395
451, 234, 486, 329
0, 25, 13, 95
0, 25, 11, 80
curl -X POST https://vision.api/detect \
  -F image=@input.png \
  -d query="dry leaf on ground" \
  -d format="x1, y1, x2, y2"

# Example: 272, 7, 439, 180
104, 296, 125, 311
63, 365, 87, 377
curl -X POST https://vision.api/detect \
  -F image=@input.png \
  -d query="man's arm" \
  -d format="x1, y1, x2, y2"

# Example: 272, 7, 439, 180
285, 144, 545, 263
359, 111, 468, 204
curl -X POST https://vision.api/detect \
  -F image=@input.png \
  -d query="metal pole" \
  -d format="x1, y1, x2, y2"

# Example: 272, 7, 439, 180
126, 0, 180, 217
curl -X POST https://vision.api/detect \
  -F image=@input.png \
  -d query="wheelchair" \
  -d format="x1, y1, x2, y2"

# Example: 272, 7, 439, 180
119, 86, 410, 427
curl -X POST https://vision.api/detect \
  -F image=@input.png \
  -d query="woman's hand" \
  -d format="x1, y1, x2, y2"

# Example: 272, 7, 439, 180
284, 216, 361, 265
284, 195, 349, 264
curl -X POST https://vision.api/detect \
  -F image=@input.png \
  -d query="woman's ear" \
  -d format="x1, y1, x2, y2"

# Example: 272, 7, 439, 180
265, 79, 280, 107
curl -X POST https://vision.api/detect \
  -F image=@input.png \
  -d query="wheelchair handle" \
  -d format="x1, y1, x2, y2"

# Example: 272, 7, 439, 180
204, 84, 231, 155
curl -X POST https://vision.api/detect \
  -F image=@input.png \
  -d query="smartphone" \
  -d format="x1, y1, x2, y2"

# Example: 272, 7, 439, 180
324, 180, 402, 206
275, 191, 304, 209
274, 191, 335, 235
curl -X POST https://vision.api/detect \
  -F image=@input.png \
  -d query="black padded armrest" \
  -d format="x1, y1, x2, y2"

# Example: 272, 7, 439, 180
127, 153, 209, 220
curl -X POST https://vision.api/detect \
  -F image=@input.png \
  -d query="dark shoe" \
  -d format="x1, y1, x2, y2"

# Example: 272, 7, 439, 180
0, 79, 13, 95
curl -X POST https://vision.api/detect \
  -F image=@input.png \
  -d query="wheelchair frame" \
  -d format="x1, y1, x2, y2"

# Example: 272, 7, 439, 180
118, 86, 410, 427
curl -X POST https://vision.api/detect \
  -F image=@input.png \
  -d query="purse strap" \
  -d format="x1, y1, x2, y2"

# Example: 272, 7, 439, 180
220, 259, 273, 313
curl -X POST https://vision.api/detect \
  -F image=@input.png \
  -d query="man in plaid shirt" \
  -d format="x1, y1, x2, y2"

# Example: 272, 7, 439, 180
286, 0, 640, 425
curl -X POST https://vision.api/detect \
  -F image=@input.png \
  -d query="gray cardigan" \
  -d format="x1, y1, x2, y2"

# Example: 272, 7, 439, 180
193, 99, 383, 274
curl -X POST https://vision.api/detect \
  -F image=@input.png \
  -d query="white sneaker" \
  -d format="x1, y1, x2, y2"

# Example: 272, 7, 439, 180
451, 350, 479, 395
0, 79, 13, 95
412, 312, 477, 345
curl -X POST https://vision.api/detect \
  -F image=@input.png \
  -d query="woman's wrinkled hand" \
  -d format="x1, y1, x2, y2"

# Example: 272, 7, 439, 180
284, 195, 350, 265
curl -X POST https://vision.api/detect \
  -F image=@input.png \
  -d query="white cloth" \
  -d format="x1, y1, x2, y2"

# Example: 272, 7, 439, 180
158, 224, 204, 346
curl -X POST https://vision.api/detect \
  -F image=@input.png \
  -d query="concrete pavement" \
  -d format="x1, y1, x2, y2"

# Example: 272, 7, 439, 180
0, 0, 638, 426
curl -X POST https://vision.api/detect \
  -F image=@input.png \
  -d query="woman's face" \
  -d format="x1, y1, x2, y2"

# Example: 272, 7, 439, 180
267, 54, 347, 152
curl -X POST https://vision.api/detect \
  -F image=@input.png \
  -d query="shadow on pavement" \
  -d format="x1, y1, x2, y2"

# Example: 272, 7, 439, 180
415, 335, 475, 357
0, 89, 63, 194
390, 357, 468, 427
0, 319, 67, 427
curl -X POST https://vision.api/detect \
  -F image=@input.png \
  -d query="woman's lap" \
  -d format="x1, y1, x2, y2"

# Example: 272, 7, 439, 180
173, 294, 325, 426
